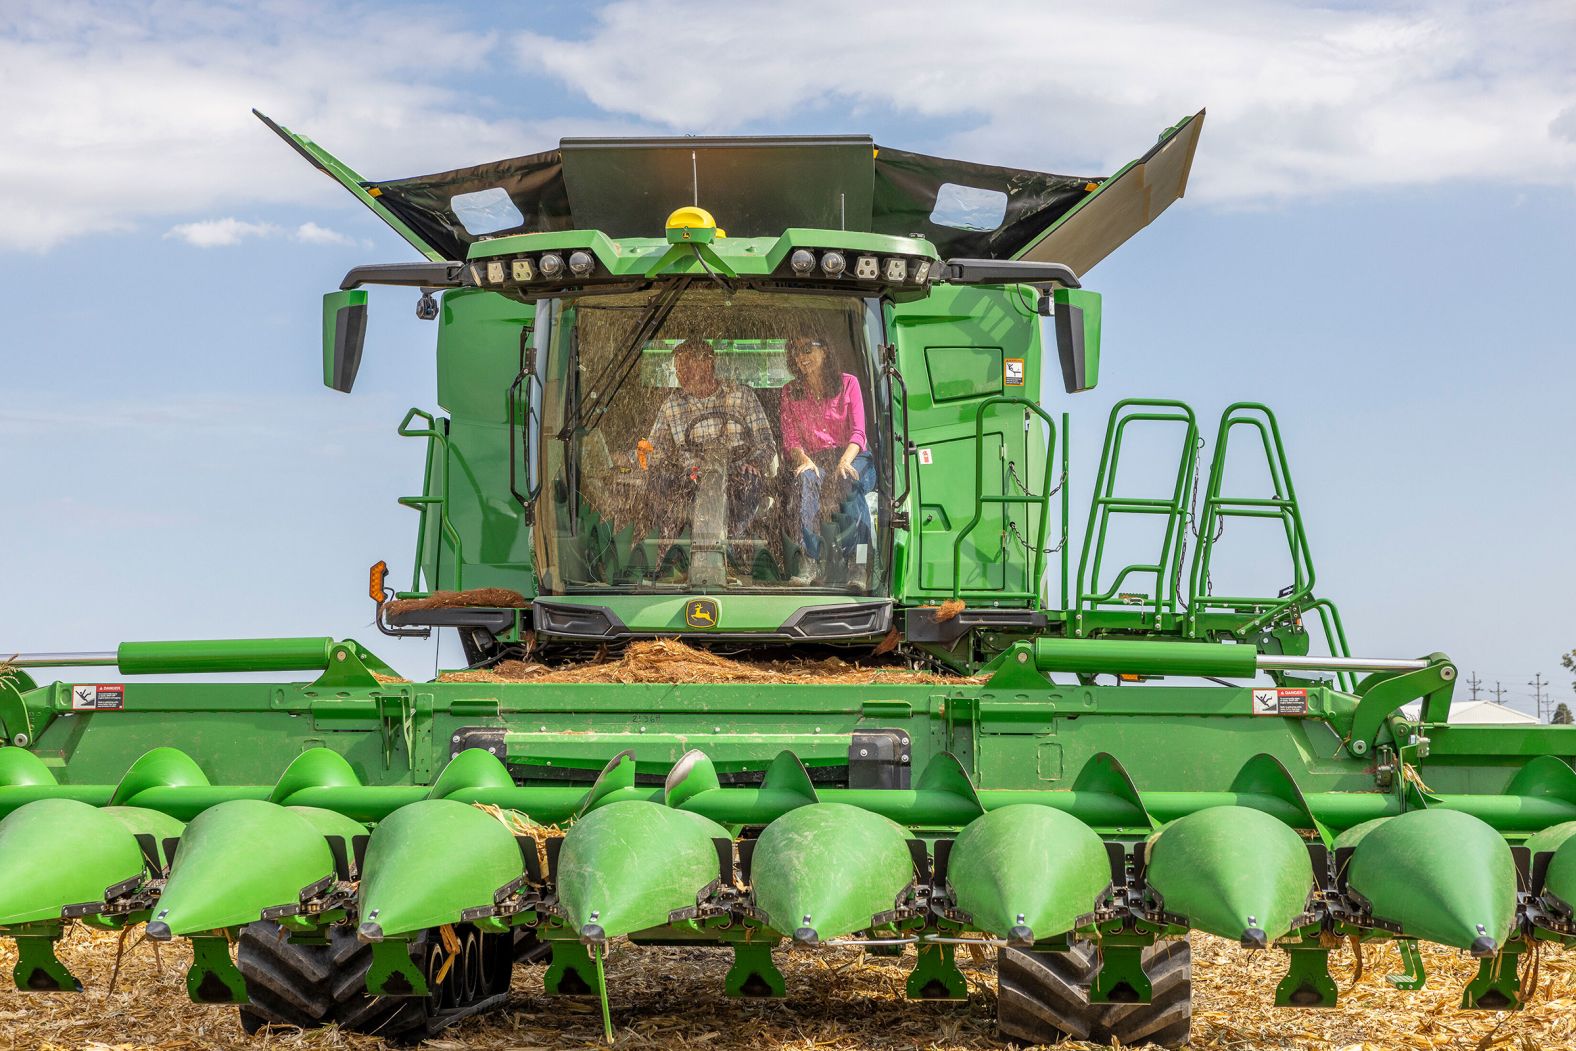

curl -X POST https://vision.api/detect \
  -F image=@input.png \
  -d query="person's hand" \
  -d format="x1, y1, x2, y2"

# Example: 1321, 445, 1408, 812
835, 458, 859, 480
794, 460, 821, 478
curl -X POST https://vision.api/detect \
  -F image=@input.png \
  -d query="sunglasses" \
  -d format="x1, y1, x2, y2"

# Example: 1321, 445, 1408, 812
788, 340, 827, 356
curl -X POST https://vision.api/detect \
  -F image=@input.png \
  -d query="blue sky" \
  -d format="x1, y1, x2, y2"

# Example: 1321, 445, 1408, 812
2, 1, 1574, 712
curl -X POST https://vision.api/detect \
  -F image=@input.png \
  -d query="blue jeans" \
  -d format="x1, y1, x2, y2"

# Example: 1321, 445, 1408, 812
797, 450, 875, 560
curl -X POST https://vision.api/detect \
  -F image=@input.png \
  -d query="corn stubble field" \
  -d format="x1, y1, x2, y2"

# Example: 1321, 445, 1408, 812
3, 931, 1575, 1051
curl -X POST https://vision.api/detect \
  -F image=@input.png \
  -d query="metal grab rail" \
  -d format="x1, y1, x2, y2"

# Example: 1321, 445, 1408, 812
395, 407, 465, 592
1073, 399, 1199, 633
950, 397, 1059, 602
1185, 403, 1314, 640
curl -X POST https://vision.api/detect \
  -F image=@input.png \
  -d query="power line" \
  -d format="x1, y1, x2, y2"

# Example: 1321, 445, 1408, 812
1467, 671, 1483, 703
1531, 673, 1550, 723
1490, 681, 1508, 705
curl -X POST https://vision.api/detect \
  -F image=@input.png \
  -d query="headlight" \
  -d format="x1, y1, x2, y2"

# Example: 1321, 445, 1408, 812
883, 258, 907, 282
855, 256, 878, 279
485, 260, 505, 284
790, 249, 816, 275
539, 253, 565, 278
568, 250, 594, 276
820, 251, 846, 276
511, 257, 536, 282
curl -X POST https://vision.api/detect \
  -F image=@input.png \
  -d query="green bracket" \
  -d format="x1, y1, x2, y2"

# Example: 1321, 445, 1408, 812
1461, 943, 1524, 1011
311, 640, 398, 690
186, 935, 248, 1004
1347, 656, 1456, 756
1387, 939, 1427, 990
1090, 937, 1153, 1005
1275, 938, 1338, 1007
982, 643, 1051, 691
725, 940, 786, 997
366, 937, 429, 997
11, 931, 81, 992
544, 940, 599, 996
0, 667, 37, 745
906, 942, 968, 1000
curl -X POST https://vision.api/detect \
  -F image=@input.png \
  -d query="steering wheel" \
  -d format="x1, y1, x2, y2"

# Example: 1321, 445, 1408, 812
681, 409, 764, 463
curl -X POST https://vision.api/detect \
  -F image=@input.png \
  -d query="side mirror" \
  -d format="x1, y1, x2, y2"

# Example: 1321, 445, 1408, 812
1044, 287, 1101, 394
322, 290, 368, 393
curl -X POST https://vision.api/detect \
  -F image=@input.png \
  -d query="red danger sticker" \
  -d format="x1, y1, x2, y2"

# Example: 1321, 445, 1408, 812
70, 684, 124, 711
1251, 688, 1307, 716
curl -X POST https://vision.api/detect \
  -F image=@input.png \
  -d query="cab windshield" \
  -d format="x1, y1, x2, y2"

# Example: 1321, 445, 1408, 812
537, 285, 888, 594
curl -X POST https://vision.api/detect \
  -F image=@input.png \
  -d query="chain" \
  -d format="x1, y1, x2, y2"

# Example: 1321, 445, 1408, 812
1007, 518, 1064, 556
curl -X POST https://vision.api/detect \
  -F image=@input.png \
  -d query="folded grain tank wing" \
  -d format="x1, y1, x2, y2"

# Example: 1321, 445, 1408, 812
254, 109, 1205, 273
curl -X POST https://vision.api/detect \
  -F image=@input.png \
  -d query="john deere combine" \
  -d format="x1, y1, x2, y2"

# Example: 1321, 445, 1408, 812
5, 108, 1576, 1048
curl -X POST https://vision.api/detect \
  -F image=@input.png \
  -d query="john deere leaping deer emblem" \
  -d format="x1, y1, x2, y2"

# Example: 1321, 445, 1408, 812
685, 599, 719, 628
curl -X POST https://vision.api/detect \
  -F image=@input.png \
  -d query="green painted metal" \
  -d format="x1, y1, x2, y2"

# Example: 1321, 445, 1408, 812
116, 637, 337, 674
1539, 830, 1576, 911
1460, 940, 1523, 1010
187, 935, 248, 1004
1275, 935, 1338, 1007
749, 803, 915, 943
724, 941, 785, 997
1033, 637, 1259, 678
1145, 806, 1313, 945
358, 799, 526, 938
905, 942, 968, 1000
946, 804, 1108, 941
1342, 810, 1516, 953
151, 801, 361, 936
555, 800, 730, 940
0, 800, 167, 925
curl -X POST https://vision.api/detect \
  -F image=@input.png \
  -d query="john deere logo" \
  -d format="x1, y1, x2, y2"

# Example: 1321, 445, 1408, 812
685, 599, 719, 629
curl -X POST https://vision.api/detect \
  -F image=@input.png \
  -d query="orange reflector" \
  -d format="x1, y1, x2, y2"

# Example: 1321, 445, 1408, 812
1119, 673, 1141, 682
369, 560, 388, 603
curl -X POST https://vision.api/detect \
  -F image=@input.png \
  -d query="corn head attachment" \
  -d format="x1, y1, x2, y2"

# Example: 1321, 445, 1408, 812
7, 110, 1575, 1047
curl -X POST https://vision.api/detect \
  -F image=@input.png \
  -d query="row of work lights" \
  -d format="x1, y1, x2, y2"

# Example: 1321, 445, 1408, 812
466, 249, 935, 290
469, 250, 598, 288
788, 248, 933, 285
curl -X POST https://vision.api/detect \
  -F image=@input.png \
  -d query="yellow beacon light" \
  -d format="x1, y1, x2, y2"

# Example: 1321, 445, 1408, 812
665, 206, 726, 243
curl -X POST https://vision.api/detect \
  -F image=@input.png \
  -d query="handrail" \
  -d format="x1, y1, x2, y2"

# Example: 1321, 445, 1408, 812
950, 396, 1058, 601
506, 325, 542, 510
1186, 403, 1315, 639
395, 408, 464, 592
1073, 399, 1199, 632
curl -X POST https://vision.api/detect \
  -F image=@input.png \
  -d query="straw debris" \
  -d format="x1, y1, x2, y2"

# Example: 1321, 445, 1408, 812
441, 638, 976, 686
385, 589, 531, 617
5, 931, 1576, 1050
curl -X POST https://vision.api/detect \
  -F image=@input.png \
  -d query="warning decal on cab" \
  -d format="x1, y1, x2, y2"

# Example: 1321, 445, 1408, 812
1004, 358, 1026, 386
1251, 688, 1307, 716
71, 685, 124, 711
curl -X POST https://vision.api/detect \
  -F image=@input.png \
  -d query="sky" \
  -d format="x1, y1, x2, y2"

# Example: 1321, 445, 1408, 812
2, 0, 1574, 712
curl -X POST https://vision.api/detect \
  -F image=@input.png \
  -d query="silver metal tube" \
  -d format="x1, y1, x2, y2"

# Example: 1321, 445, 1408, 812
1256, 654, 1431, 673
2, 652, 118, 668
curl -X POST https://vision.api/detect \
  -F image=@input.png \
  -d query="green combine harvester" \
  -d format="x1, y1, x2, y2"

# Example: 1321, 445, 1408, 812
6, 108, 1576, 1048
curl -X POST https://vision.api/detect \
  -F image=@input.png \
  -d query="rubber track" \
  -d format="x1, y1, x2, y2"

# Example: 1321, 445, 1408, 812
998, 939, 1192, 1048
236, 922, 427, 1039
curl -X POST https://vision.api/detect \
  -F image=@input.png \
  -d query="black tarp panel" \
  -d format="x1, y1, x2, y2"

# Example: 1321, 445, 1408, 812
870, 147, 1095, 260
352, 123, 1202, 268
559, 136, 875, 239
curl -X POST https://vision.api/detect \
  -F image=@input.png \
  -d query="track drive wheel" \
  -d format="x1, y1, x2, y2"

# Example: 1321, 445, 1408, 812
997, 939, 1192, 1048
236, 922, 513, 1042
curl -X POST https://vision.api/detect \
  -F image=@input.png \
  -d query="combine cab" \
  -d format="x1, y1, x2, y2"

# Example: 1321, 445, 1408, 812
6, 109, 1576, 1047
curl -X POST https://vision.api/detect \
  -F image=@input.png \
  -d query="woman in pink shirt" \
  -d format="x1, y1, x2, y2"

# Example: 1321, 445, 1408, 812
779, 337, 875, 586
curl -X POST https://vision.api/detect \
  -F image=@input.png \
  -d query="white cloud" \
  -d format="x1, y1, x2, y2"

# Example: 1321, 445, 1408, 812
517, 0, 1576, 203
6, 0, 1575, 253
164, 217, 279, 247
0, 0, 612, 251
293, 221, 352, 246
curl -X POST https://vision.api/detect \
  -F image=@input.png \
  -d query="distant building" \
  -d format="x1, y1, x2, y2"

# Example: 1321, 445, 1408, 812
1400, 700, 1540, 725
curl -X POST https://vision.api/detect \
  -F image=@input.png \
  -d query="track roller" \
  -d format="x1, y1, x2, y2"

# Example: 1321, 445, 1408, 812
997, 939, 1192, 1048
236, 921, 513, 1041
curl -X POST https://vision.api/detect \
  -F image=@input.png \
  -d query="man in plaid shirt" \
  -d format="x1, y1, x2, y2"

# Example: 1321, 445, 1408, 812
643, 339, 774, 535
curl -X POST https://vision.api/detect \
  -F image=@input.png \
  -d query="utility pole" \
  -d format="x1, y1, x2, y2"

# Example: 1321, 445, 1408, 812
1491, 681, 1508, 705
1467, 671, 1483, 703
1531, 674, 1550, 722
